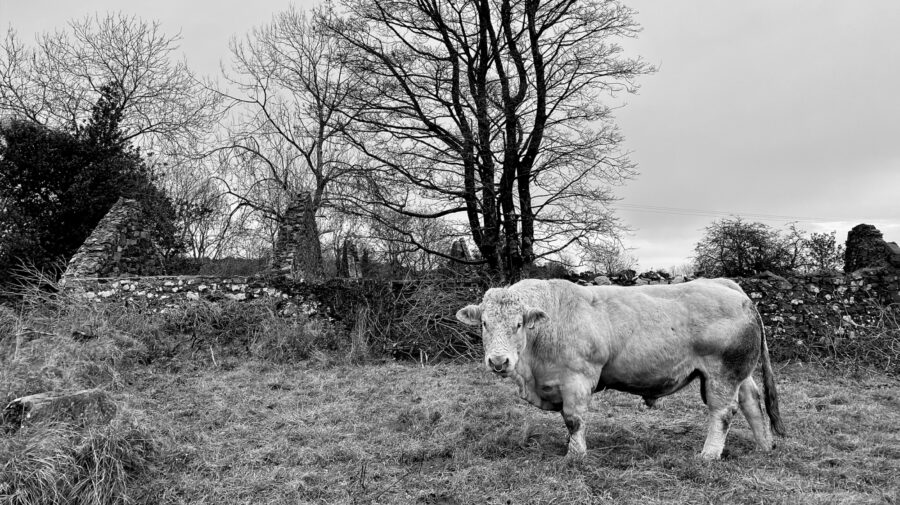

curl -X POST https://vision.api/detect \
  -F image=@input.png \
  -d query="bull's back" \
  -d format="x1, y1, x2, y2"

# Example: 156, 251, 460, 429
590, 279, 759, 394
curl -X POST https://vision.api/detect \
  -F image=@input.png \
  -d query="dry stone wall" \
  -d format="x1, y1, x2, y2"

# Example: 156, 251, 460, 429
67, 269, 899, 332
59, 195, 895, 364
63, 275, 323, 319
62, 265, 899, 363
736, 269, 899, 360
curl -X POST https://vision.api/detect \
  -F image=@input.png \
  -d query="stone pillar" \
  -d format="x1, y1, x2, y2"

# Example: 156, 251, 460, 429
337, 239, 361, 279
360, 247, 372, 278
2, 389, 116, 433
346, 240, 361, 279
448, 238, 471, 270
269, 192, 324, 281
888, 242, 900, 268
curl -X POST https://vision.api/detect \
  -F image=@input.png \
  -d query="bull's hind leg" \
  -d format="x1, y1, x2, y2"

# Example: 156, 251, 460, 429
699, 377, 740, 460
738, 376, 773, 451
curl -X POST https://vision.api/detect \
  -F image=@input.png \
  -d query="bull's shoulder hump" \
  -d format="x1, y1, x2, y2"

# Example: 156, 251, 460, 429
509, 278, 550, 291
508, 278, 594, 308
509, 278, 580, 295
694, 277, 746, 293
506, 278, 549, 299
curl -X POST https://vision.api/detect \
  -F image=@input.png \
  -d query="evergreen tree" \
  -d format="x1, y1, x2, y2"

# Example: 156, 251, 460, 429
0, 82, 180, 281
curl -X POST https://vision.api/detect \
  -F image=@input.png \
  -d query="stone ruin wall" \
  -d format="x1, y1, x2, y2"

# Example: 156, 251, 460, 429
61, 198, 164, 283
269, 192, 323, 281
739, 223, 900, 354
844, 223, 900, 272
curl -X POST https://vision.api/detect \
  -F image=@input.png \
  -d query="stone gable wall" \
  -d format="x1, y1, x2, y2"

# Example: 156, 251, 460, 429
61, 198, 164, 283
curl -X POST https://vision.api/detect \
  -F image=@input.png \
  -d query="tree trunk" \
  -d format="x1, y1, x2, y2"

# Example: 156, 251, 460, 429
519, 164, 535, 266
498, 156, 522, 282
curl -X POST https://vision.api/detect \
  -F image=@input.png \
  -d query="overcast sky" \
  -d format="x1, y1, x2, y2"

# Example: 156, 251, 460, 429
2, 0, 898, 271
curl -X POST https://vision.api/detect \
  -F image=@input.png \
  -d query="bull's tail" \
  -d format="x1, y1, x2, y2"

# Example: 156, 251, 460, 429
756, 309, 787, 437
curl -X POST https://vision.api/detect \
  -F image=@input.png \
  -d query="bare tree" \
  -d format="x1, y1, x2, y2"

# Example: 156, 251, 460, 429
369, 210, 459, 273
0, 14, 221, 155
216, 4, 362, 254
0, 14, 225, 261
583, 238, 636, 276
326, 0, 650, 280
167, 171, 235, 260
694, 217, 796, 277
781, 222, 810, 272
669, 263, 695, 278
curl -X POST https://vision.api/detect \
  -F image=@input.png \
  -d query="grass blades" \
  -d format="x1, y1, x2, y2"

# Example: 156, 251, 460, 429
125, 360, 900, 505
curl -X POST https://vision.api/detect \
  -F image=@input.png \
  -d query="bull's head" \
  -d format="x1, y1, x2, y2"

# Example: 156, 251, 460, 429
456, 288, 549, 376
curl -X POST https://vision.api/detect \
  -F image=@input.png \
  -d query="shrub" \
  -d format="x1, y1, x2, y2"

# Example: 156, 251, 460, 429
149, 298, 344, 362
829, 303, 900, 374
303, 277, 485, 363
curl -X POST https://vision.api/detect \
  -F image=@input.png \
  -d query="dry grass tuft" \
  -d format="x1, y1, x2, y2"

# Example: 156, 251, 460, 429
0, 415, 156, 505
1, 330, 126, 402
1, 271, 159, 505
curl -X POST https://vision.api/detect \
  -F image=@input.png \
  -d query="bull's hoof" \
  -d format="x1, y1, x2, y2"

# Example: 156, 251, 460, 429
697, 450, 722, 461
563, 450, 586, 467
564, 439, 587, 463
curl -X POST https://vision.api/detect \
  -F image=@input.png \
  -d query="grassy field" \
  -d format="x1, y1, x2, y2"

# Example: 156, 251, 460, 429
2, 292, 899, 504
117, 358, 899, 505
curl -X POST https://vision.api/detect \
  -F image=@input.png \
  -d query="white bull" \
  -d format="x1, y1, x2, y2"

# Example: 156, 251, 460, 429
456, 278, 785, 460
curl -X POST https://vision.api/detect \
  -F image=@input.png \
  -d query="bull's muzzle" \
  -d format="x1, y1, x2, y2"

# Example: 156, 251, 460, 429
487, 355, 510, 375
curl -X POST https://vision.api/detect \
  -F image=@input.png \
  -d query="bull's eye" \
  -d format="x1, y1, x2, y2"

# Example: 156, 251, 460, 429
517, 321, 522, 329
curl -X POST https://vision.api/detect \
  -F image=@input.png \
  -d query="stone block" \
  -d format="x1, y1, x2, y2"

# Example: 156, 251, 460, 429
2, 389, 116, 433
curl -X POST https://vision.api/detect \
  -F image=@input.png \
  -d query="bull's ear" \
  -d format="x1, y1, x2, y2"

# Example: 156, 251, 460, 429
523, 307, 549, 328
456, 305, 482, 326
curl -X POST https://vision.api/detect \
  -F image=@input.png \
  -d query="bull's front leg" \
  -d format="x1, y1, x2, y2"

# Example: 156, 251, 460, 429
560, 380, 592, 461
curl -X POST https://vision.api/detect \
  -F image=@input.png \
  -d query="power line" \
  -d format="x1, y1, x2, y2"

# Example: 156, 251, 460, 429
611, 203, 827, 223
